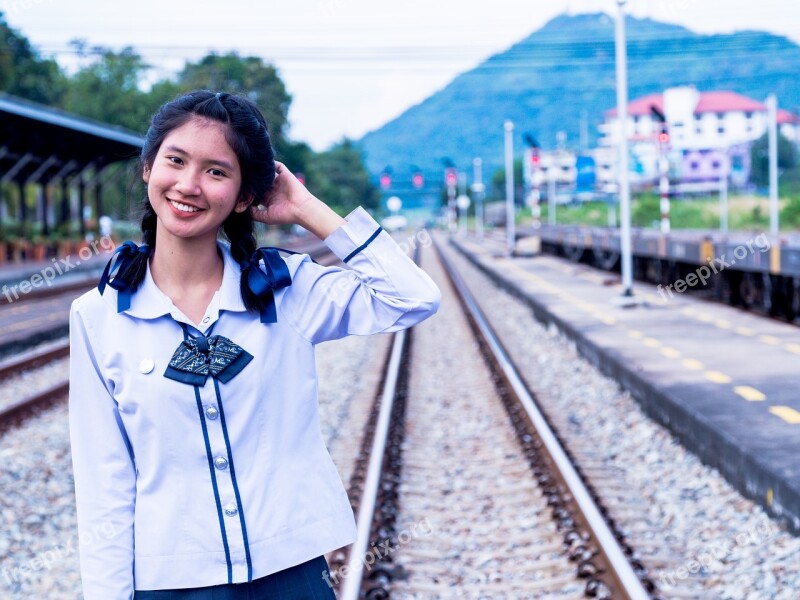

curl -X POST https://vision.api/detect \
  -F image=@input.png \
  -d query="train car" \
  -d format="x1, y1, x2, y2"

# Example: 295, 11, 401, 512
530, 224, 799, 321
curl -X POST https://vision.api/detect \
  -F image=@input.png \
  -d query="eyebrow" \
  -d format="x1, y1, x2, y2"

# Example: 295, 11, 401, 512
165, 145, 236, 172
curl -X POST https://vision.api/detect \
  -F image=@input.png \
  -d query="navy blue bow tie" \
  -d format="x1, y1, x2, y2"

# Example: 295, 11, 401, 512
164, 334, 253, 386
98, 241, 297, 323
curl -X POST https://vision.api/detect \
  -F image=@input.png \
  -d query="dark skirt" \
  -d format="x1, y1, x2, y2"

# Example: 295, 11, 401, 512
133, 555, 337, 599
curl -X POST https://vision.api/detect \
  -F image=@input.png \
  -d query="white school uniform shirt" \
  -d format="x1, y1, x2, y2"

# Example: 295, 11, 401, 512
68, 207, 441, 599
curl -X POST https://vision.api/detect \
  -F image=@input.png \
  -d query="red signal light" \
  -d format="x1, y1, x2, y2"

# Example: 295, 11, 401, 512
412, 172, 424, 188
445, 168, 457, 187
658, 130, 669, 144
531, 153, 541, 166
380, 173, 392, 190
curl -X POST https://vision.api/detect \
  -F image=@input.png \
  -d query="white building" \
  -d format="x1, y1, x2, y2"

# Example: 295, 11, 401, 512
600, 86, 799, 149
597, 86, 800, 190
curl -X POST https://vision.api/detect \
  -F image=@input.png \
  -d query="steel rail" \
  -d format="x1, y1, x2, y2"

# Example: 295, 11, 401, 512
434, 233, 651, 600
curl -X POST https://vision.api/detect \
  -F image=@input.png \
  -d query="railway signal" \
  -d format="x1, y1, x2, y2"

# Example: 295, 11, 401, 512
651, 105, 671, 234
525, 140, 543, 229
444, 168, 457, 188
379, 171, 392, 190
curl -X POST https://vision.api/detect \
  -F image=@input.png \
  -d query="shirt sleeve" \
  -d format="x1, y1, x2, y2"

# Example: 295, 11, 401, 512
277, 206, 442, 344
68, 299, 137, 600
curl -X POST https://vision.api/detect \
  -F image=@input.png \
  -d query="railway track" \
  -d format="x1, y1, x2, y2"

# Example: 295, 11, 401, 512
332, 232, 653, 599
3, 229, 797, 597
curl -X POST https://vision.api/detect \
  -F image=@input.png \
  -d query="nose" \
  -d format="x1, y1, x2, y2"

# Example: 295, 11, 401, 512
174, 168, 201, 196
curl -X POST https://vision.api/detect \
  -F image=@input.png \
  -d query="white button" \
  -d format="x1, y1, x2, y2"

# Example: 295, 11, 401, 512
205, 406, 219, 420
224, 503, 238, 517
203, 317, 210, 323
214, 456, 229, 470
139, 359, 154, 374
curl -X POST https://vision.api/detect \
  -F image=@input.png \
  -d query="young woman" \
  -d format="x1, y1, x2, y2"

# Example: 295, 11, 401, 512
68, 90, 441, 599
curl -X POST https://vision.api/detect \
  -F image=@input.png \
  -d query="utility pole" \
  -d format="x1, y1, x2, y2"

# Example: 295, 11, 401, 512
548, 167, 557, 226
719, 170, 728, 233
580, 109, 589, 152
444, 166, 457, 234
504, 120, 515, 256
457, 172, 469, 234
471, 158, 485, 238
615, 0, 634, 297
767, 94, 779, 235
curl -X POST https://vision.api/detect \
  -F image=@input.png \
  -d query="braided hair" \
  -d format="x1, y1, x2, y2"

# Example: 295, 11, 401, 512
119, 90, 277, 316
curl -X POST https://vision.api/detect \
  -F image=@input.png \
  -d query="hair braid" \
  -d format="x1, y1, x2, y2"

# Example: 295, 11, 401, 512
223, 208, 262, 314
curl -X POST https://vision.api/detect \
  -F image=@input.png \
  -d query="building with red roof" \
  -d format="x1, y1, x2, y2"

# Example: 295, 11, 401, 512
596, 86, 799, 190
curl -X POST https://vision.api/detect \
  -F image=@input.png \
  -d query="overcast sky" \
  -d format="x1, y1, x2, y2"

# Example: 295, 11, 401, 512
3, 0, 799, 150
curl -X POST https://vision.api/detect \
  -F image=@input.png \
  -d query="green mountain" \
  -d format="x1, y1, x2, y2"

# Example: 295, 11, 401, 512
358, 12, 800, 205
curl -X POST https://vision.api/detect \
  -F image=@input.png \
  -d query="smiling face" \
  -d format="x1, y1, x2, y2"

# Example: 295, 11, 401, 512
143, 117, 250, 244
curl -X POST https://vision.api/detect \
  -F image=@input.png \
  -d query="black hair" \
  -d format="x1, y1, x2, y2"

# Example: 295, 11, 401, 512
118, 90, 277, 317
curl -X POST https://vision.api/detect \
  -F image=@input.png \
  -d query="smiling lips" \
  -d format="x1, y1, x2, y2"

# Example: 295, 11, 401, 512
168, 198, 205, 216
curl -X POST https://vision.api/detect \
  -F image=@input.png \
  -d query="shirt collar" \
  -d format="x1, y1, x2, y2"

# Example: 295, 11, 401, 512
115, 239, 247, 320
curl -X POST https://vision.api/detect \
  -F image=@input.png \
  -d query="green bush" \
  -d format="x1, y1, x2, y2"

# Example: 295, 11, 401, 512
780, 195, 800, 229
632, 193, 660, 227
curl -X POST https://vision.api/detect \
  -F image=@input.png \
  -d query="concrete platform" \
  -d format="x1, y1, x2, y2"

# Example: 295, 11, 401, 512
451, 233, 800, 533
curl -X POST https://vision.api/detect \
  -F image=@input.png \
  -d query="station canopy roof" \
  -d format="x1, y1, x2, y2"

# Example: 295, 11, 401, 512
0, 93, 144, 185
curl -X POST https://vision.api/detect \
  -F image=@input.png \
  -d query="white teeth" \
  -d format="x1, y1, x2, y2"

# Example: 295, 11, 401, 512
170, 200, 200, 213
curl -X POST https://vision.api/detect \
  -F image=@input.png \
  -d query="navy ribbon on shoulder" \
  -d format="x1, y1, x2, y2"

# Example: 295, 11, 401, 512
97, 240, 151, 313
243, 247, 301, 324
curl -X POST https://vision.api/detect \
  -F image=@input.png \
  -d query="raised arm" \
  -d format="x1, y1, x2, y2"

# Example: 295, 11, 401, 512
275, 206, 441, 344
253, 161, 441, 344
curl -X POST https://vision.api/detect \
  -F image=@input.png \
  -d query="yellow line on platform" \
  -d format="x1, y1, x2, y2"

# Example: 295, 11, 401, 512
759, 335, 781, 345
734, 386, 767, 402
660, 347, 682, 358
682, 359, 705, 370
769, 406, 800, 424
785, 343, 800, 355
705, 371, 732, 384
714, 320, 732, 329
734, 327, 756, 336
642, 338, 661, 348
627, 330, 644, 339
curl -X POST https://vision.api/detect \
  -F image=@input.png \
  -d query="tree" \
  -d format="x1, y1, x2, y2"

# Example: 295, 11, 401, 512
750, 132, 797, 188
177, 53, 291, 150
0, 12, 67, 104
308, 139, 379, 214
490, 158, 524, 202
61, 46, 154, 132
